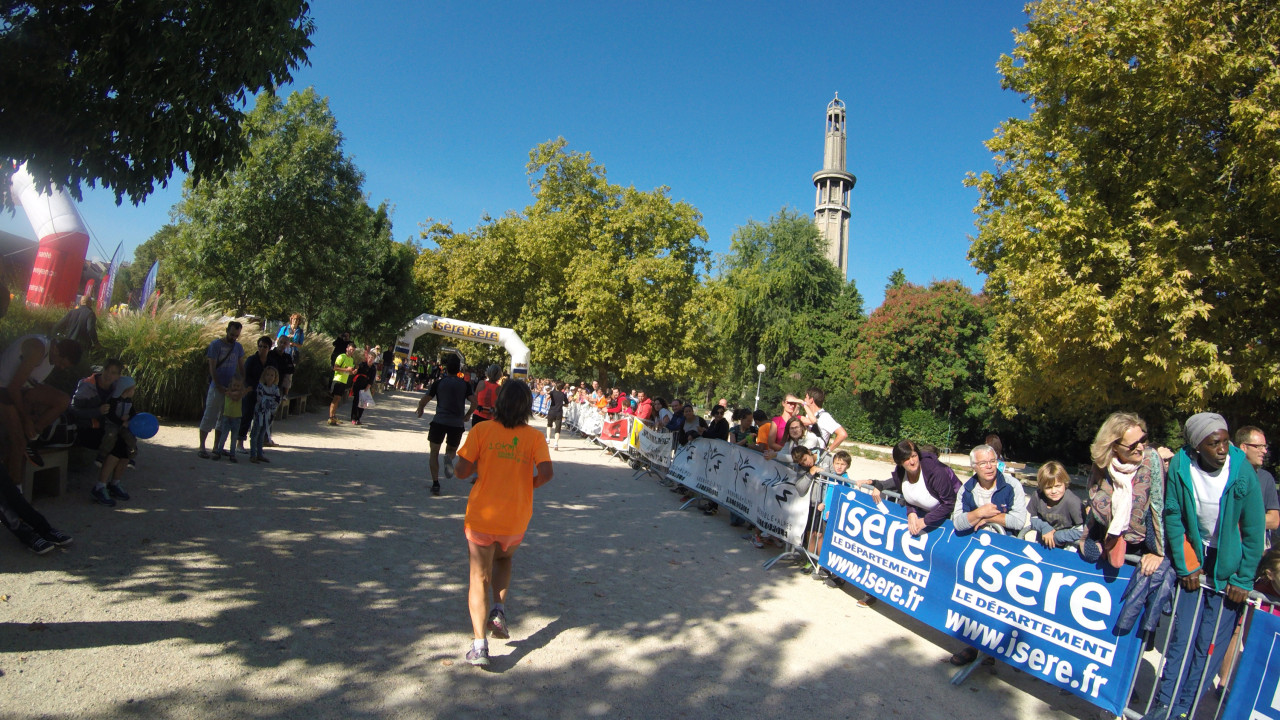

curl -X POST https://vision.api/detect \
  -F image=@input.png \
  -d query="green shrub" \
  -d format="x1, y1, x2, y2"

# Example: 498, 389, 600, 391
898, 407, 956, 451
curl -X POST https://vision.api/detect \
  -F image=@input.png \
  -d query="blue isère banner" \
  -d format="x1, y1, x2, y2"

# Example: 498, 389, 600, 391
820, 485, 1145, 716
1222, 607, 1280, 720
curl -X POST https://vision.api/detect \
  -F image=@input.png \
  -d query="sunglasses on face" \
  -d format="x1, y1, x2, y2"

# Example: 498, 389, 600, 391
1114, 434, 1147, 453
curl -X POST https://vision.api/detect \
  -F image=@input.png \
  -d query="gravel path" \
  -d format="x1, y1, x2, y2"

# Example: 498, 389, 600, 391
0, 392, 1100, 719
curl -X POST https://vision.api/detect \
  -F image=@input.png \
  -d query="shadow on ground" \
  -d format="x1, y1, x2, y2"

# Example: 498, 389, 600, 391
0, 392, 1101, 720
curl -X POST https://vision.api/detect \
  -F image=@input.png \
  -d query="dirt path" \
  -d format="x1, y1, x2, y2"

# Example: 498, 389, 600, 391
0, 392, 1099, 719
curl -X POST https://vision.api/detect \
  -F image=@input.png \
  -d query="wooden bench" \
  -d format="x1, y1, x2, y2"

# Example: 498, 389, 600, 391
22, 446, 69, 499
275, 393, 309, 420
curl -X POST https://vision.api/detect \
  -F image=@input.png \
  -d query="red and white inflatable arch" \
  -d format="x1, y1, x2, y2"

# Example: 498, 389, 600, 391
10, 164, 90, 307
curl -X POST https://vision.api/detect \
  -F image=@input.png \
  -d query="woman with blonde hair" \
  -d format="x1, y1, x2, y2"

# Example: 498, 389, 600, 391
1083, 412, 1165, 574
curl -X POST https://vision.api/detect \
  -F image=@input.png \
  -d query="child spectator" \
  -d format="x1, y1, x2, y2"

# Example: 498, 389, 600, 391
751, 409, 771, 451
1025, 461, 1085, 549
212, 378, 246, 463
95, 376, 138, 468
250, 367, 282, 463
817, 451, 854, 587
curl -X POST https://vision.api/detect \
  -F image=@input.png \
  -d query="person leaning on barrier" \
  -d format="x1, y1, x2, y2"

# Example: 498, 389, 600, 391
858, 439, 962, 537
1145, 413, 1266, 720
1080, 412, 1166, 574
951, 444, 1029, 536
704, 405, 730, 441
948, 443, 1030, 665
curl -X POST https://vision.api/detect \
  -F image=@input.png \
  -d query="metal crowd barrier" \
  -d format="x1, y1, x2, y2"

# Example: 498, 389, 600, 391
1119, 582, 1276, 720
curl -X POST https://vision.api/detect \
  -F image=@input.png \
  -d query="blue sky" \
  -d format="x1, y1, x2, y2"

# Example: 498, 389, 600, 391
3, 1, 1031, 310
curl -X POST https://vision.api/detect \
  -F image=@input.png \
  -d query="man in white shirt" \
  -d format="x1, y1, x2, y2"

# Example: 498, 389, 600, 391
799, 387, 848, 456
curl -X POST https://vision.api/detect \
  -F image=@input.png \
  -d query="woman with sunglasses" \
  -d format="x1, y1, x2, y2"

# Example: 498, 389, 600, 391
1083, 412, 1166, 574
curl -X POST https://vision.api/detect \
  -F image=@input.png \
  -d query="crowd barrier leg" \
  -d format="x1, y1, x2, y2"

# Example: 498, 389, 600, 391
949, 652, 991, 686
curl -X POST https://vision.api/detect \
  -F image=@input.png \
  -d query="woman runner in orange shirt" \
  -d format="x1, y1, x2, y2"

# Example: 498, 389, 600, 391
453, 379, 553, 667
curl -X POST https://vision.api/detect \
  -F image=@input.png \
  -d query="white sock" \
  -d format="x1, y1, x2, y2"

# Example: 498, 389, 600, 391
472, 638, 487, 652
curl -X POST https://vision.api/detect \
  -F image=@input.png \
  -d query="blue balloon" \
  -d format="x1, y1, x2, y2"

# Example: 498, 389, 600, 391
129, 412, 160, 439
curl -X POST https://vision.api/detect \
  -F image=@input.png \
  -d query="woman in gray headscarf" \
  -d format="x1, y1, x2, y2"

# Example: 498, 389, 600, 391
1146, 412, 1266, 720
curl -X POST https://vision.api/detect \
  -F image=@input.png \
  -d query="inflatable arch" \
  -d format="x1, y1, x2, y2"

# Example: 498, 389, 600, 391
394, 314, 530, 379
10, 164, 91, 307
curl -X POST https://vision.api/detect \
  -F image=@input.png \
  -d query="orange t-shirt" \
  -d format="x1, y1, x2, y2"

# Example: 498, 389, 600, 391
755, 425, 771, 448
458, 421, 551, 535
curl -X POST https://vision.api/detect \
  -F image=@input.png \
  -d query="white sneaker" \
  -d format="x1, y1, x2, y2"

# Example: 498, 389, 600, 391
443, 460, 454, 478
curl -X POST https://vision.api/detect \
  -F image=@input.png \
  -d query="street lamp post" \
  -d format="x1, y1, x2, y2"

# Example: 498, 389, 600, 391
754, 363, 766, 410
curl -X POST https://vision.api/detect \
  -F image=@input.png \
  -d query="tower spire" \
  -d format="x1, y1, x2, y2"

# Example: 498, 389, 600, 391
812, 94, 856, 275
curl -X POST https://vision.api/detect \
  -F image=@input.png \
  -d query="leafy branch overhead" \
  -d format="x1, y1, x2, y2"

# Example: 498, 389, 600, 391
0, 1, 315, 209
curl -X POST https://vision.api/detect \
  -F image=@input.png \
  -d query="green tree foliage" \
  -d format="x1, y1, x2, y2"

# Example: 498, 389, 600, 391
0, 1, 313, 208
968, 0, 1280, 421
311, 202, 422, 342
711, 208, 863, 407
886, 268, 907, 292
415, 139, 712, 383
849, 281, 991, 444
168, 88, 413, 335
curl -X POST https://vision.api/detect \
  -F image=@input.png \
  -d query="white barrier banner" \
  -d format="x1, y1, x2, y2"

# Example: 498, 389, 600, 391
637, 424, 673, 469
669, 439, 811, 545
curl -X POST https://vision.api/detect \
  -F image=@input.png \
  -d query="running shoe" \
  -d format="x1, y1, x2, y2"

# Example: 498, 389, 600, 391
431, 481, 441, 496
106, 484, 130, 501
487, 609, 510, 639
28, 536, 55, 555
443, 459, 454, 479
42, 529, 73, 546
90, 486, 116, 507
465, 645, 490, 667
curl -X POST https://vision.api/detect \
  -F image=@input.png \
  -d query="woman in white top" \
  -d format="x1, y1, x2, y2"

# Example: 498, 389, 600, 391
859, 439, 961, 536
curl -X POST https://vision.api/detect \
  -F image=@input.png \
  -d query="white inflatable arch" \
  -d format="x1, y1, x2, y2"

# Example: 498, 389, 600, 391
394, 314, 530, 378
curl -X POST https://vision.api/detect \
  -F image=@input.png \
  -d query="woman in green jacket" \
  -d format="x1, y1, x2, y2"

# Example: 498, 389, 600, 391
1147, 413, 1265, 720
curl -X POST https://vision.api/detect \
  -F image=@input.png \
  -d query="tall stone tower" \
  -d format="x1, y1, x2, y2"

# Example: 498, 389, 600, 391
812, 94, 856, 276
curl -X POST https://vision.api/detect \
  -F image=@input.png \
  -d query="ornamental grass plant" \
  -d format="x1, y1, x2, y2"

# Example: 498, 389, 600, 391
2, 294, 351, 421
97, 298, 224, 419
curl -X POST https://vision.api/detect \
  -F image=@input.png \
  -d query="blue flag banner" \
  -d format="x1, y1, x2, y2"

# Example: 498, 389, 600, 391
139, 260, 159, 309
1223, 606, 1280, 720
820, 486, 1144, 716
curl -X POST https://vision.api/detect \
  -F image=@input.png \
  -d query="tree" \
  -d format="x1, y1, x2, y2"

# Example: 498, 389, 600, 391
0, 1, 313, 208
886, 268, 907, 292
114, 224, 178, 306
711, 208, 854, 404
849, 281, 992, 443
968, 0, 1280, 422
167, 88, 371, 322
414, 139, 712, 384
311, 202, 423, 342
